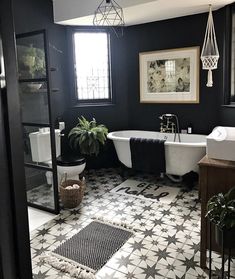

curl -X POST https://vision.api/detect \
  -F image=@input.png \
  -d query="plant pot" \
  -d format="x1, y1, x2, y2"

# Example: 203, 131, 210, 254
215, 226, 235, 248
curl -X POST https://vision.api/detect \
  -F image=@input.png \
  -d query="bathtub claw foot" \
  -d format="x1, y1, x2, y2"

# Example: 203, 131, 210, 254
166, 174, 182, 183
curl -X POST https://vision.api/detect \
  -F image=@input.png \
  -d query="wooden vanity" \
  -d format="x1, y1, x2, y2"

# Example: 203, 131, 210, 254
198, 155, 235, 268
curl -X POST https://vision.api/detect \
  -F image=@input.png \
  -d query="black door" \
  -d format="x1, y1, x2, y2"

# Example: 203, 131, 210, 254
0, 0, 32, 278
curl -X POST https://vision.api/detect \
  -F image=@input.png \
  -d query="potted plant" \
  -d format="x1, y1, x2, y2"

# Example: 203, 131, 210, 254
68, 116, 108, 158
206, 187, 235, 248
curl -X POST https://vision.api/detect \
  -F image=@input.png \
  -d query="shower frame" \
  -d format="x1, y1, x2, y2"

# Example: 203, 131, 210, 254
16, 29, 60, 214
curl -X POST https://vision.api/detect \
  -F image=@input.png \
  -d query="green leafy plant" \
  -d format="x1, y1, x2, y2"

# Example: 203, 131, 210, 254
68, 116, 108, 156
206, 187, 235, 230
17, 44, 46, 79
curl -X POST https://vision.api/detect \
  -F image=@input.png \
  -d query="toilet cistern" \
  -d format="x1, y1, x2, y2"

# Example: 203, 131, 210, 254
29, 128, 61, 163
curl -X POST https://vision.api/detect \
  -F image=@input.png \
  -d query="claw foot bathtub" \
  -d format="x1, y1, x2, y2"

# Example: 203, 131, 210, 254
108, 130, 206, 176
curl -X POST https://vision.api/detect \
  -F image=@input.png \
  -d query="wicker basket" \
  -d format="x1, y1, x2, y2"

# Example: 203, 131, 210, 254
60, 177, 86, 209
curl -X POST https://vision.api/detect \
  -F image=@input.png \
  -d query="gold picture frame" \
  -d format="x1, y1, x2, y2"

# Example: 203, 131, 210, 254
139, 46, 200, 103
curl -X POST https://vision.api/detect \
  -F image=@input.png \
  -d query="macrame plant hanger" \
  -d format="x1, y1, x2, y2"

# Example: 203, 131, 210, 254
201, 5, 219, 87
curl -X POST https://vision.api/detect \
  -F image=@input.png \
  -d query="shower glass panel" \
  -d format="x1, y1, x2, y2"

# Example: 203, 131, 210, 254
25, 166, 55, 210
23, 125, 53, 167
17, 33, 46, 80
19, 82, 49, 124
17, 30, 59, 214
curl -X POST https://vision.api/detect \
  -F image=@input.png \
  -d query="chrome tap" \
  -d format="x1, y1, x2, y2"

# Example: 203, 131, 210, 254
159, 114, 181, 142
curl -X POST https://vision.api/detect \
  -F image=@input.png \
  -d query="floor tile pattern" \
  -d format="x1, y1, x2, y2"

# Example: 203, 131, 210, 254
27, 184, 55, 209
30, 168, 235, 279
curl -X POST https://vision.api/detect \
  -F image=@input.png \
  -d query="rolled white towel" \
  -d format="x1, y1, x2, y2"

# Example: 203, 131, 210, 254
72, 184, 80, 189
65, 186, 73, 190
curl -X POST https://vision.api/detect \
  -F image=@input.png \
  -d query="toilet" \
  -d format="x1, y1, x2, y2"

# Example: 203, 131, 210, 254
29, 128, 86, 184
56, 155, 86, 182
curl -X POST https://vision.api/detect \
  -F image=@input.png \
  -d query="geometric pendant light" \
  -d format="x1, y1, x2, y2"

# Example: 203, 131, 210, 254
93, 0, 125, 37
201, 5, 219, 87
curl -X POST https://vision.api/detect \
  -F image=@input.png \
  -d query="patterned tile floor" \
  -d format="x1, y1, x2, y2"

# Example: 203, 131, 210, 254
30, 168, 235, 279
27, 184, 55, 209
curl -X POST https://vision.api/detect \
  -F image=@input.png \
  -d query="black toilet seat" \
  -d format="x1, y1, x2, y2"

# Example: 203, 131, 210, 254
56, 155, 86, 167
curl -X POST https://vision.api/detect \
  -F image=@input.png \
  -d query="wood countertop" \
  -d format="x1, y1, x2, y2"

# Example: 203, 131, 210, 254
198, 155, 235, 169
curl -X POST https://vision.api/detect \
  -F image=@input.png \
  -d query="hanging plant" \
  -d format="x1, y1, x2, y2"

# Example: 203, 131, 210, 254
201, 5, 219, 87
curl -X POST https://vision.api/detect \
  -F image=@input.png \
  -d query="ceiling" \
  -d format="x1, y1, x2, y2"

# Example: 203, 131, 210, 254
52, 0, 235, 26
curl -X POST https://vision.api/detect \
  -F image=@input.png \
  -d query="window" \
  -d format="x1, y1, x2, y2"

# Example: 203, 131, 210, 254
73, 31, 111, 103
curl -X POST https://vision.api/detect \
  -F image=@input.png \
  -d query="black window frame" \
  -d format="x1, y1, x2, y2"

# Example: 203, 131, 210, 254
70, 28, 113, 106
230, 5, 235, 105
223, 4, 235, 106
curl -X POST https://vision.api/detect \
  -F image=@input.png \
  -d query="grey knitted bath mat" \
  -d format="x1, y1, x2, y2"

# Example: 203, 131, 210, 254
42, 219, 133, 278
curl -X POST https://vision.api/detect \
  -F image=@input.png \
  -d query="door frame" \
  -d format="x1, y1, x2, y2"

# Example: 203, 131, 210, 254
0, 0, 32, 278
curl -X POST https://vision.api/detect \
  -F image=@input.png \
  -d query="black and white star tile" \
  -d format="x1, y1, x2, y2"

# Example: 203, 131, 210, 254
30, 168, 235, 279
27, 184, 55, 209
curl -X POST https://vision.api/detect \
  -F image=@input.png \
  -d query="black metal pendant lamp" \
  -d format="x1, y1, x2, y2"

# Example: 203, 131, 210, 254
93, 0, 125, 37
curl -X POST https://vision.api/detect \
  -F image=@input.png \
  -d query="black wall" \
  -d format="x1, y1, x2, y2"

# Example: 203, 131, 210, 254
60, 28, 129, 166
13, 0, 130, 133
125, 9, 227, 134
63, 8, 229, 136
64, 29, 129, 133
219, 6, 235, 127
12, 0, 129, 167
12, 0, 235, 167
13, 0, 68, 121
220, 106, 235, 126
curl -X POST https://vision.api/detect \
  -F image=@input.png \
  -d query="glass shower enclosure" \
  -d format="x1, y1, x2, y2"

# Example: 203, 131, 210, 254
16, 30, 60, 214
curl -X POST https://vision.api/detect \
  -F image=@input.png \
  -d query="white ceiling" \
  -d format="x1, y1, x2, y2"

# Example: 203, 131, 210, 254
52, 0, 235, 26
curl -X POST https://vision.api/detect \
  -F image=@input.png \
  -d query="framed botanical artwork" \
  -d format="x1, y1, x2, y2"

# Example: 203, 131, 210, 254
139, 46, 200, 103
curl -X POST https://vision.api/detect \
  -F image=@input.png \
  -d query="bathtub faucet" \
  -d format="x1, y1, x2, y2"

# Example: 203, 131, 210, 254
159, 114, 181, 142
